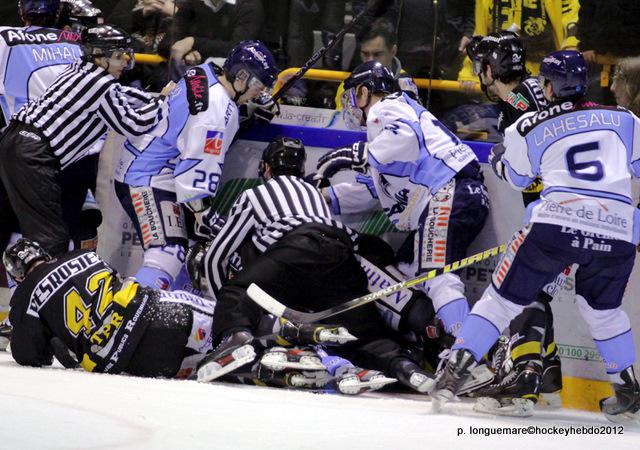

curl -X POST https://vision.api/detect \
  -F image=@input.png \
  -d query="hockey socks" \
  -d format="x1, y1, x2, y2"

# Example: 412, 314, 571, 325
435, 298, 469, 336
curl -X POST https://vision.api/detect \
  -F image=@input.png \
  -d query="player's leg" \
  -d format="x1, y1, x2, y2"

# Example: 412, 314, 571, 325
573, 240, 639, 422
405, 176, 489, 337
115, 181, 188, 289
431, 224, 571, 407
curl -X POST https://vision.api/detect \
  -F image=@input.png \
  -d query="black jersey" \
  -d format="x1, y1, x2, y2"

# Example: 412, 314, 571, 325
497, 77, 547, 134
9, 250, 154, 373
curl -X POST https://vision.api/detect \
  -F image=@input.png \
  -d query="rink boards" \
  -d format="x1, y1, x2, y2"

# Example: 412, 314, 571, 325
89, 105, 639, 411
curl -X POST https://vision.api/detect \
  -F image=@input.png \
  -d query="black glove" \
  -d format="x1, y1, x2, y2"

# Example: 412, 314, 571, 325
242, 91, 280, 125
186, 240, 212, 293
316, 141, 368, 180
194, 208, 226, 240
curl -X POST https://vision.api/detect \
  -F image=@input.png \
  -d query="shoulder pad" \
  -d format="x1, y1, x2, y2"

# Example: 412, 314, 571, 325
184, 66, 209, 115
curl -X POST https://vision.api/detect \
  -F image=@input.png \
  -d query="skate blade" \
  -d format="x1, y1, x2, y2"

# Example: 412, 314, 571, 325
317, 327, 357, 344
604, 411, 640, 425
338, 376, 397, 395
474, 397, 535, 417
458, 364, 494, 396
287, 371, 331, 389
430, 388, 455, 412
260, 352, 326, 371
410, 372, 436, 394
197, 345, 256, 383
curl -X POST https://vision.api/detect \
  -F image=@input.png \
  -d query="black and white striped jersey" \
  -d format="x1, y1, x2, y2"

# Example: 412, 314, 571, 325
14, 60, 166, 169
204, 175, 357, 297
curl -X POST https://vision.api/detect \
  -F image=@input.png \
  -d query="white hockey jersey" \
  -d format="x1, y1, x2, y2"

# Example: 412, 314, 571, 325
502, 101, 640, 243
0, 26, 82, 126
336, 93, 477, 230
115, 63, 239, 204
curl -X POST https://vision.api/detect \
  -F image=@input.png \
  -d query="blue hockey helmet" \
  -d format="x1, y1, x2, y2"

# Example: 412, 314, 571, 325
539, 50, 588, 100
341, 61, 395, 130
259, 137, 306, 179
19, 0, 60, 18
3, 238, 52, 283
223, 41, 280, 91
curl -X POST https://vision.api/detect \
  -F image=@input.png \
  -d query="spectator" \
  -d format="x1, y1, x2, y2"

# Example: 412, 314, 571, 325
458, 0, 579, 91
334, 17, 418, 109
612, 57, 640, 115
577, 0, 640, 63
158, 0, 264, 66
109, 0, 176, 53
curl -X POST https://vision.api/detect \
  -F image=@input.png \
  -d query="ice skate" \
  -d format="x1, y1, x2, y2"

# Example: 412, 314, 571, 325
259, 347, 326, 371
430, 349, 477, 411
473, 362, 542, 417
277, 318, 356, 345
335, 366, 397, 395
197, 330, 256, 383
600, 367, 640, 425
256, 347, 331, 389
391, 358, 435, 393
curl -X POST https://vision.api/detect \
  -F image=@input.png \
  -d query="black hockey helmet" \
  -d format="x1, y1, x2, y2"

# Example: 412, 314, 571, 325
3, 238, 52, 283
259, 137, 306, 179
82, 24, 134, 70
58, 0, 103, 31
467, 31, 526, 82
19, 0, 60, 25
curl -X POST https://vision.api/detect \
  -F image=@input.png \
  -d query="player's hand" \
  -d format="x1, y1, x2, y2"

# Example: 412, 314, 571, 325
458, 35, 472, 52
184, 50, 202, 66
246, 91, 280, 124
316, 142, 368, 180
159, 80, 177, 97
194, 208, 226, 240
489, 143, 506, 180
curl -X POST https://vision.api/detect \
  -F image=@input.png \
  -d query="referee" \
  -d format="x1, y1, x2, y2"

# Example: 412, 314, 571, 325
0, 24, 174, 256
193, 137, 436, 393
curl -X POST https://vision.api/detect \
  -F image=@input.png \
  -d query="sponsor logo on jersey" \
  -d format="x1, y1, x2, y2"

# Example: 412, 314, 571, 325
28, 252, 103, 317
517, 101, 574, 135
421, 181, 454, 268
18, 130, 41, 141
131, 188, 164, 247
204, 131, 224, 155
505, 91, 530, 111
194, 328, 207, 342
1, 28, 81, 46
185, 66, 209, 115
493, 228, 529, 287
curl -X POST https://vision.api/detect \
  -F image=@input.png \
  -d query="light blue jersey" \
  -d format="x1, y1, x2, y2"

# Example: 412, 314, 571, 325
116, 63, 239, 204
503, 101, 640, 243
0, 26, 82, 126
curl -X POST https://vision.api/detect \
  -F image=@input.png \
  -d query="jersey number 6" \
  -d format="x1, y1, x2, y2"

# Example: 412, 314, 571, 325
566, 141, 604, 181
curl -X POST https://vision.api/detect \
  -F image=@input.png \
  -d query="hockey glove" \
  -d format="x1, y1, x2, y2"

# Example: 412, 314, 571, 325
194, 208, 226, 240
489, 143, 507, 181
242, 91, 280, 125
186, 240, 212, 292
316, 141, 369, 180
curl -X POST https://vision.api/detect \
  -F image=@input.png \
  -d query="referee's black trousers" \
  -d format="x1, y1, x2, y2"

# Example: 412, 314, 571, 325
0, 121, 69, 256
213, 223, 410, 373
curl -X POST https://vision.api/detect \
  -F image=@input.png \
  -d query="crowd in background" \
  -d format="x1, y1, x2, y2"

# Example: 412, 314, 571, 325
1, 0, 639, 130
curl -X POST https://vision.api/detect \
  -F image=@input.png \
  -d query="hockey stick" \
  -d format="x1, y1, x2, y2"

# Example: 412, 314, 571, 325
271, 0, 393, 102
247, 243, 507, 323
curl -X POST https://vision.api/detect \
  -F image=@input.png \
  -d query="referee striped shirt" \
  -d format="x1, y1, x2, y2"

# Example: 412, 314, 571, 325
204, 175, 357, 297
14, 60, 167, 169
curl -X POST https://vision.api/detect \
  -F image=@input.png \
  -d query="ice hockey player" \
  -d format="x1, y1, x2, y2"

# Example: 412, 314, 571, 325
3, 238, 217, 377
0, 24, 174, 257
191, 136, 434, 393
315, 61, 489, 340
432, 50, 640, 423
114, 40, 279, 291
466, 30, 563, 413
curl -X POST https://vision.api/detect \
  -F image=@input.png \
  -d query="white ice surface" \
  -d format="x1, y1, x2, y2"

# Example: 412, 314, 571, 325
1, 351, 638, 450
